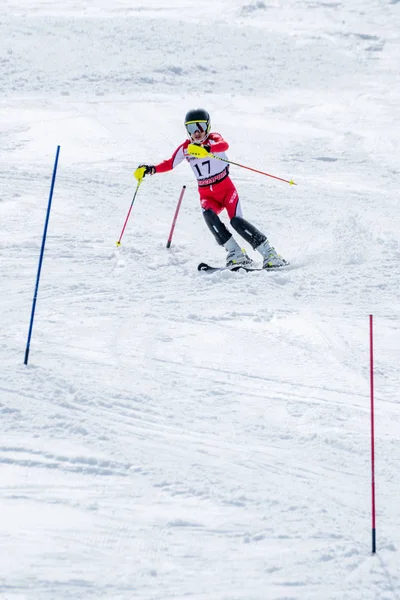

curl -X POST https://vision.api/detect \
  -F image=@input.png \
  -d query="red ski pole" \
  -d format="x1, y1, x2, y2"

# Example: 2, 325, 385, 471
166, 185, 186, 248
116, 168, 145, 247
187, 144, 296, 186
219, 156, 297, 186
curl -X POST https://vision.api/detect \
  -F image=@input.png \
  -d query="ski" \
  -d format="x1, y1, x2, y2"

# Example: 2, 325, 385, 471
198, 261, 290, 273
198, 261, 263, 273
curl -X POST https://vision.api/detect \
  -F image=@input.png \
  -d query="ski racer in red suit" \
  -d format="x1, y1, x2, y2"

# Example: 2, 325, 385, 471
139, 108, 287, 268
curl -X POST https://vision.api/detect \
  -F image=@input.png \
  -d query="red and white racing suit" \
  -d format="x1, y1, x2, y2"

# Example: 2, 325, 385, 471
154, 133, 242, 219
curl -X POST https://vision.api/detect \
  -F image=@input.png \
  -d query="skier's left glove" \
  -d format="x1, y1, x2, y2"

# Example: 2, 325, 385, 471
188, 144, 211, 158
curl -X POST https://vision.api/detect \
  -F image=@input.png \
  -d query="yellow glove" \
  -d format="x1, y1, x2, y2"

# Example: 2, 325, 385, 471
134, 166, 146, 182
134, 165, 156, 182
187, 144, 212, 158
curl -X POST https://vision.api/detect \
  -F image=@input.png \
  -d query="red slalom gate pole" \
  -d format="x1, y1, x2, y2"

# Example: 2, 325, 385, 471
166, 185, 186, 248
370, 314, 376, 553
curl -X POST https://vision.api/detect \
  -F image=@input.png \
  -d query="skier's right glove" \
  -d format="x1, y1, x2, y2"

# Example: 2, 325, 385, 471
138, 164, 156, 177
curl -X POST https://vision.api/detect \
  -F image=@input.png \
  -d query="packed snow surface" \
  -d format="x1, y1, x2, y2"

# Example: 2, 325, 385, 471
1, 0, 399, 598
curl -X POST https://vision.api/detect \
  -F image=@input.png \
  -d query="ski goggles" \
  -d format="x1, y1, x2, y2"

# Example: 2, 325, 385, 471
185, 121, 209, 136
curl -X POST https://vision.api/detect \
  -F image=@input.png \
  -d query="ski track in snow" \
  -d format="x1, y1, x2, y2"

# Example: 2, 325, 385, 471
1, 1, 400, 599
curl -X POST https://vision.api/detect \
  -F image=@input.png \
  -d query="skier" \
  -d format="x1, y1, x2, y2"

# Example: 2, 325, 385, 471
138, 108, 287, 268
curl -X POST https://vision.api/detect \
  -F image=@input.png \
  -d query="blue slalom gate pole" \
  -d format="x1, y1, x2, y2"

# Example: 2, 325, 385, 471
24, 145, 60, 365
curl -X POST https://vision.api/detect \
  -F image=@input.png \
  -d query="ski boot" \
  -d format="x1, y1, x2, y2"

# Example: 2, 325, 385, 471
224, 236, 253, 267
256, 240, 288, 269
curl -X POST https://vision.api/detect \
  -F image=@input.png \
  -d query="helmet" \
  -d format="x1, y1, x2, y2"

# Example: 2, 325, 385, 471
184, 108, 210, 142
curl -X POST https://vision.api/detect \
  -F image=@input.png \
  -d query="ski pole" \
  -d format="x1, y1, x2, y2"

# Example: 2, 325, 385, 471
215, 155, 296, 186
188, 144, 296, 186
166, 185, 186, 248
116, 167, 145, 247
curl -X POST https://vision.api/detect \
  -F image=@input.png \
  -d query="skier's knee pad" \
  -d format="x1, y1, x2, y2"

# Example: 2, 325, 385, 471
203, 209, 232, 246
230, 216, 266, 249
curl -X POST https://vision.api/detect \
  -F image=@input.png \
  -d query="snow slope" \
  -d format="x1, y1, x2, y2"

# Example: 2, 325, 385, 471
1, 1, 400, 598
